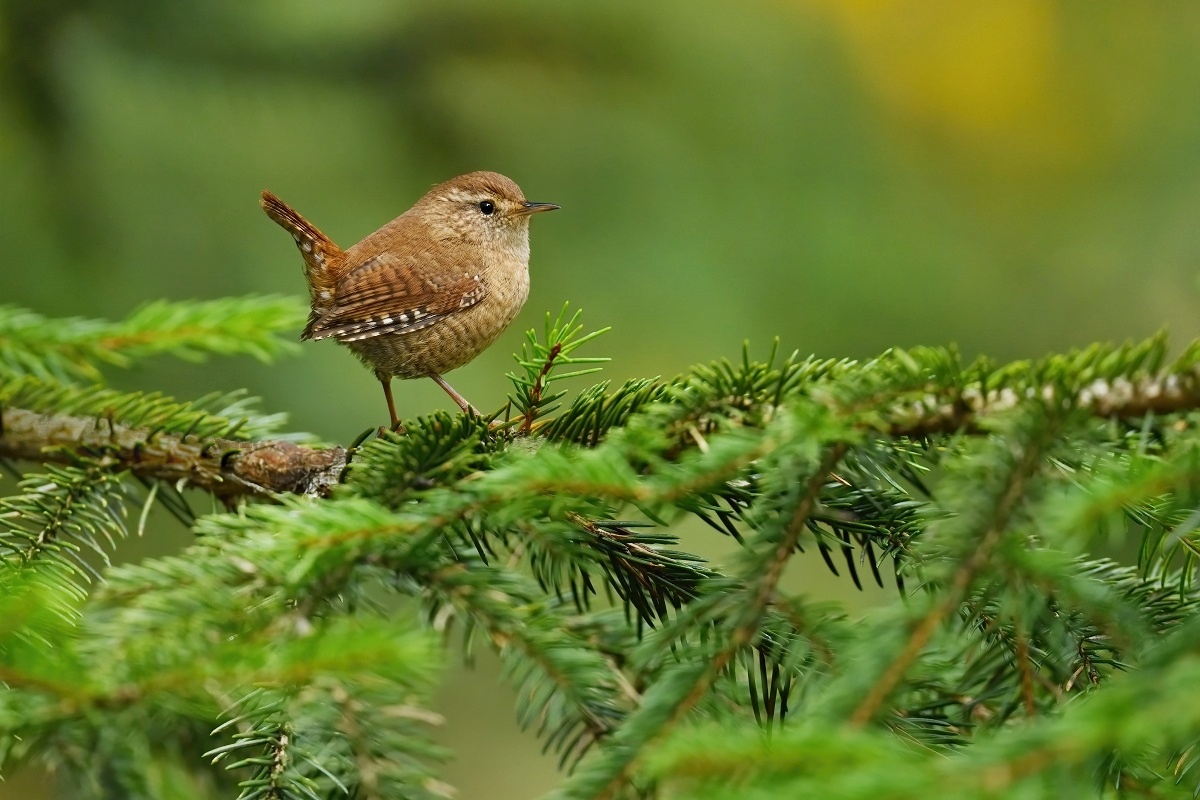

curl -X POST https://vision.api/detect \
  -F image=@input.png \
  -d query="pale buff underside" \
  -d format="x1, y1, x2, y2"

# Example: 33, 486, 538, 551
344, 271, 529, 378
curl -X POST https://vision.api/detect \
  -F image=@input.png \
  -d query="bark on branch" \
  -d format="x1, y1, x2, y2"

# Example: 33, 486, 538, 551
0, 408, 345, 500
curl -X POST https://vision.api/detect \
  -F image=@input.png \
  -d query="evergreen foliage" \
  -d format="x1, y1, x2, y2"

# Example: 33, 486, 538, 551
4, 296, 1200, 798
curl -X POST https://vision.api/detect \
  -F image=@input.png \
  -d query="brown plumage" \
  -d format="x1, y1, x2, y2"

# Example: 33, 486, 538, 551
261, 172, 558, 427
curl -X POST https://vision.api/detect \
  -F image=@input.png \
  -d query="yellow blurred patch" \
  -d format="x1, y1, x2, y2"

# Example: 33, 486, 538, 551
803, 0, 1123, 171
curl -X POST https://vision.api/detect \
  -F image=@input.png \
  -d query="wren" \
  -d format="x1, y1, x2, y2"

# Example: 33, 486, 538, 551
261, 172, 558, 428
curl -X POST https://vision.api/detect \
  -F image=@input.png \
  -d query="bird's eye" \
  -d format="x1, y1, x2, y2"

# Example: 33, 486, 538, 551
478, 200, 495, 215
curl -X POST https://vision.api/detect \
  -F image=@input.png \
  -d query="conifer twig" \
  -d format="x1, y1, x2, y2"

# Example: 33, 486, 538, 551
522, 342, 563, 433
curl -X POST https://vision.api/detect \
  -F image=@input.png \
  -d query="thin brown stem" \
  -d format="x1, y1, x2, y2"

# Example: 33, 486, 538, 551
522, 342, 562, 433
1014, 621, 1037, 717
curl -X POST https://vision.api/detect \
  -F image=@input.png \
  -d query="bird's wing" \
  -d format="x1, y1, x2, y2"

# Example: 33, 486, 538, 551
303, 253, 486, 342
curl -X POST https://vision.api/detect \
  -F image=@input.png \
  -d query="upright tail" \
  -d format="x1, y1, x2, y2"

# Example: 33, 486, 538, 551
261, 190, 345, 306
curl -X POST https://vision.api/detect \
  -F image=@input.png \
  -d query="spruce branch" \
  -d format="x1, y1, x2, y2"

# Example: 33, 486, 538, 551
646, 621, 1200, 798
560, 514, 717, 621
7, 340, 1200, 505
540, 378, 666, 445
210, 663, 448, 800
660, 335, 1200, 441
0, 461, 130, 625
12, 291, 1200, 800
0, 296, 305, 382
2, 375, 291, 440
505, 304, 611, 433
99, 495, 629, 769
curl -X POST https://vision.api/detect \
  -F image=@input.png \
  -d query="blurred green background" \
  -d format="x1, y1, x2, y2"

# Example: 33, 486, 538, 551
3, 1, 1199, 797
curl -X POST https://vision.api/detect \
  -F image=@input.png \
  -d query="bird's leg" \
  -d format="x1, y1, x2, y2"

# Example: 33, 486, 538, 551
431, 374, 479, 416
376, 371, 402, 431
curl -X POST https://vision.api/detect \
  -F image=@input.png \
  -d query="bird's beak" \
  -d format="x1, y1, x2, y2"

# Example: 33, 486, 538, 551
518, 202, 560, 215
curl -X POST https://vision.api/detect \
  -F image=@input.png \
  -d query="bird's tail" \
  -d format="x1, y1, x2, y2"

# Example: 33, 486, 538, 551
260, 190, 345, 309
